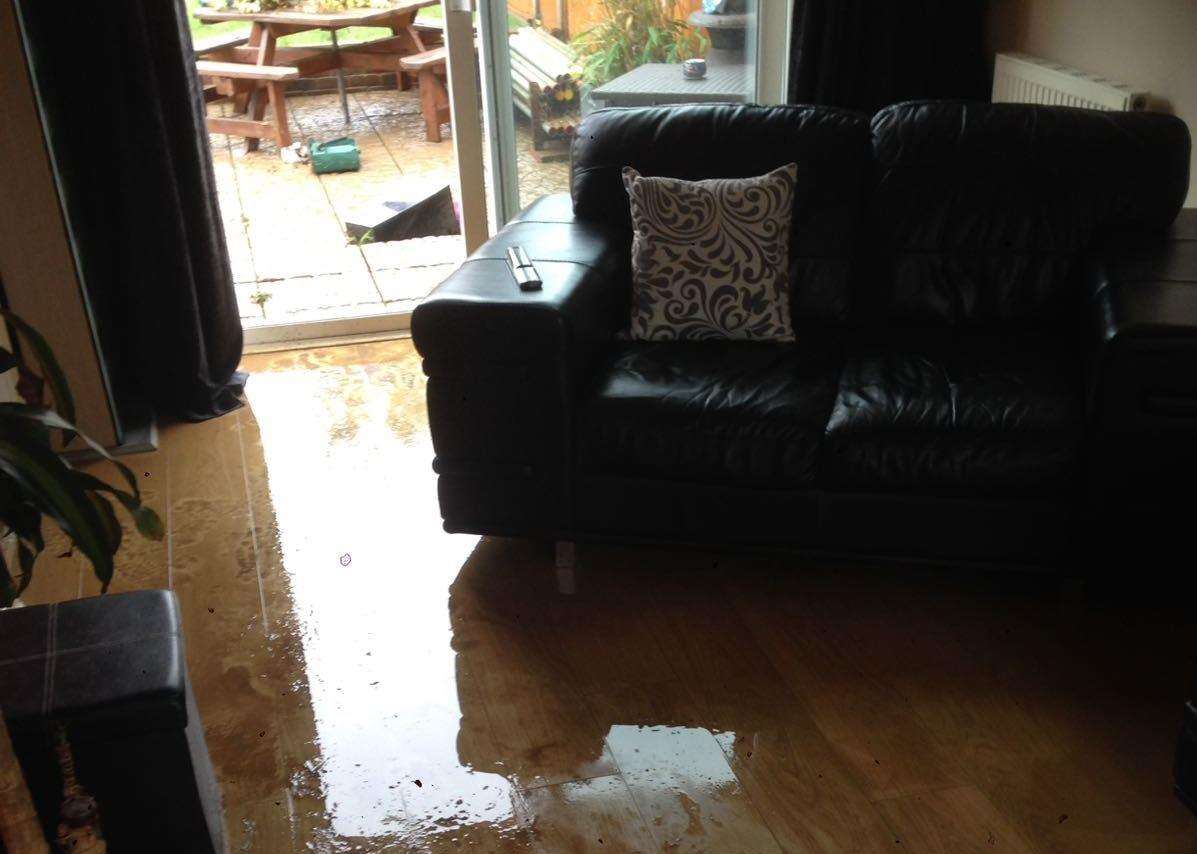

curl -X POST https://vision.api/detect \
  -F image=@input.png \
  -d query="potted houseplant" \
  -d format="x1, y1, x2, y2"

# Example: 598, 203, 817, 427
0, 310, 164, 853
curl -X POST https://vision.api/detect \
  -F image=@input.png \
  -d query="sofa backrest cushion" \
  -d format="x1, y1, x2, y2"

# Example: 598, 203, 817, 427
869, 101, 1191, 328
572, 104, 872, 327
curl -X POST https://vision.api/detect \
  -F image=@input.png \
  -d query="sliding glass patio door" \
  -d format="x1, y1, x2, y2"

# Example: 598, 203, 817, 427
443, 0, 792, 232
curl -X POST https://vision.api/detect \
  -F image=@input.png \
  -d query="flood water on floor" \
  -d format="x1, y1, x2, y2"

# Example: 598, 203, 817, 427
23, 338, 1197, 852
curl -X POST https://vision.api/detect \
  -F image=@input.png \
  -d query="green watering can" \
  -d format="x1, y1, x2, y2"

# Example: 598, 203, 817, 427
309, 137, 361, 174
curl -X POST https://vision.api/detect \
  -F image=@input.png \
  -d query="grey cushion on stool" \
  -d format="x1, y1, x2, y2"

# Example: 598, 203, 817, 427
0, 590, 224, 852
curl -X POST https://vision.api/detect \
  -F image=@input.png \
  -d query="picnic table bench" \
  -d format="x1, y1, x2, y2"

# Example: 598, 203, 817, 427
198, 60, 300, 147
399, 48, 450, 142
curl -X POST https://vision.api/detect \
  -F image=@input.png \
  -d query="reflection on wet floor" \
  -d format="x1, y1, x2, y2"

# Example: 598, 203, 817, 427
240, 341, 500, 849
23, 338, 1197, 852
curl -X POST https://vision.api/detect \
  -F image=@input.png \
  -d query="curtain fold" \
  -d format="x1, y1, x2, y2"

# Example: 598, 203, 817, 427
788, 0, 988, 115
15, 0, 245, 423
114, 0, 247, 421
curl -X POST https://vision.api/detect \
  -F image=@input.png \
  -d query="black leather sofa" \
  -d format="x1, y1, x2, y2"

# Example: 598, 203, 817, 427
413, 101, 1195, 566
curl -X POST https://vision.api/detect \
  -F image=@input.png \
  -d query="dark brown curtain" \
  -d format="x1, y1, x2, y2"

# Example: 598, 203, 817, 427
788, 0, 988, 115
13, 0, 245, 423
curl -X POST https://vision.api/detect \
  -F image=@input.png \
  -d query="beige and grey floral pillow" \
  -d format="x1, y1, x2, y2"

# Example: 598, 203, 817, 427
622, 163, 797, 342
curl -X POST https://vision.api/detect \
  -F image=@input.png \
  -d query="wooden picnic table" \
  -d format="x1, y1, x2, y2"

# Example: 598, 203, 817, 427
194, 2, 442, 149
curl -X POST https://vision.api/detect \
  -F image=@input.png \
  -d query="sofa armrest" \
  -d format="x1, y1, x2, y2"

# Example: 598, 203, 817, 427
412, 194, 630, 535
1085, 210, 1197, 494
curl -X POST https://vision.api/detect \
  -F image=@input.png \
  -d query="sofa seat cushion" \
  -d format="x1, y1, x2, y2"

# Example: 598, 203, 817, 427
822, 336, 1083, 496
578, 341, 841, 487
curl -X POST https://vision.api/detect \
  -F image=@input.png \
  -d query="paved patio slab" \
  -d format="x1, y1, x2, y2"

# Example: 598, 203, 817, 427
209, 86, 570, 330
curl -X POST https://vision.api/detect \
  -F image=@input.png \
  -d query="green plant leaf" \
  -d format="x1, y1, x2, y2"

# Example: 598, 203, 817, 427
0, 553, 16, 609
568, 0, 705, 86
0, 437, 114, 591
132, 505, 165, 541
0, 475, 45, 552
4, 505, 44, 555
0, 310, 76, 429
88, 492, 123, 555
72, 470, 165, 542
16, 541, 35, 595
0, 403, 142, 500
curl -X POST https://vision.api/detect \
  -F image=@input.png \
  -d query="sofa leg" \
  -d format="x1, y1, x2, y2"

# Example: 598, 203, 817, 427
555, 540, 576, 595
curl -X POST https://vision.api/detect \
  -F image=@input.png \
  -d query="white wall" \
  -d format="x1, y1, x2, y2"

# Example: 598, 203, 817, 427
988, 0, 1197, 207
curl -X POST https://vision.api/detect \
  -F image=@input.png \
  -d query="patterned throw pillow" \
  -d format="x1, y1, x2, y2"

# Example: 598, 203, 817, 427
622, 164, 797, 342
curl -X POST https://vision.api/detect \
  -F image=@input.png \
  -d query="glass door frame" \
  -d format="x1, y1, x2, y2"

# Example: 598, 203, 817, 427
445, 0, 795, 238
443, 0, 492, 254
243, 0, 795, 349
246, 3, 492, 350
479, 0, 522, 226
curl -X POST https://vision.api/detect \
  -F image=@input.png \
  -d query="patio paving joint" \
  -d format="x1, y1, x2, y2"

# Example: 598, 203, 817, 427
211, 87, 567, 327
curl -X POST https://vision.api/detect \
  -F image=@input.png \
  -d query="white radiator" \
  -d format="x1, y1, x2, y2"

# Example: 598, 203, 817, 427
992, 52, 1148, 111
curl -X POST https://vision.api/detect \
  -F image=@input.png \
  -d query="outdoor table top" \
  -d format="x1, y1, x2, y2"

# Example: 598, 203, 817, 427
194, 2, 434, 29
591, 62, 749, 105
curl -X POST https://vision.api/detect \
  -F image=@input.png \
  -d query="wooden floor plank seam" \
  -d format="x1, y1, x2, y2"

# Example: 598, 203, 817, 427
234, 409, 271, 636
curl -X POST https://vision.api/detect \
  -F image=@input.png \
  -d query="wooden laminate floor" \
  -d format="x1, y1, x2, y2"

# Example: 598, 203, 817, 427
23, 338, 1197, 852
